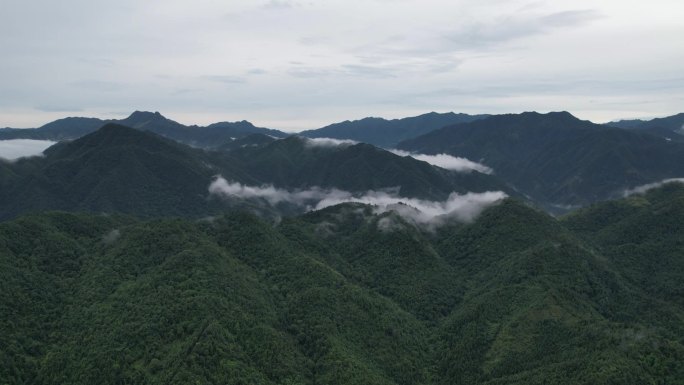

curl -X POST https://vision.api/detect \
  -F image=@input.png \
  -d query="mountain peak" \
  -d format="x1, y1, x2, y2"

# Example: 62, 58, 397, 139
126, 110, 165, 120
123, 111, 169, 125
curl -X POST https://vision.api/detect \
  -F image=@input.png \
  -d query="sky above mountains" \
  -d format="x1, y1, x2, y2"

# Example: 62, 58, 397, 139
1, 0, 682, 130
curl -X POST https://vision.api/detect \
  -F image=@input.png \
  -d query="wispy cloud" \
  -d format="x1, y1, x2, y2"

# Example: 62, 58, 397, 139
208, 176, 506, 227
202, 75, 247, 84
622, 178, 684, 197
389, 149, 493, 174
303, 137, 358, 147
442, 9, 602, 50
102, 229, 121, 244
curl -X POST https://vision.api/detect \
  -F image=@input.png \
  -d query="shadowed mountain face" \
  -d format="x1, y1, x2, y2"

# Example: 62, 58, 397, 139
299, 112, 489, 148
0, 111, 287, 148
2, 184, 684, 384
218, 136, 511, 200
605, 113, 684, 141
0, 110, 488, 150
0, 124, 510, 221
398, 111, 684, 211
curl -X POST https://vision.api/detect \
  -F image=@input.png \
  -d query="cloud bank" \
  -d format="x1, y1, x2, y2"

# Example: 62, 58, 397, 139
303, 137, 359, 148
209, 176, 506, 226
389, 149, 493, 174
0, 139, 56, 161
622, 178, 684, 197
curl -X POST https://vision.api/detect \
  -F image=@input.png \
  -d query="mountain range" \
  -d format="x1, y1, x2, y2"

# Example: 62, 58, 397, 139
0, 123, 508, 221
299, 111, 489, 148
0, 111, 490, 150
397, 111, 684, 211
2, 108, 684, 384
4, 110, 684, 215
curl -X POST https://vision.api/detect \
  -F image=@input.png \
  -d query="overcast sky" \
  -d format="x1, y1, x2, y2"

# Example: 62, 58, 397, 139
1, 0, 682, 131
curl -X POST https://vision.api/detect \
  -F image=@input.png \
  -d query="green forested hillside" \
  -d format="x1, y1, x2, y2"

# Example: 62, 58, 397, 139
3, 186, 684, 384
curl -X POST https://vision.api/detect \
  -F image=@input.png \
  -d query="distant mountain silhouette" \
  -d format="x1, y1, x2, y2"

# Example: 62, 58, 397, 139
300, 112, 488, 148
606, 112, 684, 140
0, 111, 287, 148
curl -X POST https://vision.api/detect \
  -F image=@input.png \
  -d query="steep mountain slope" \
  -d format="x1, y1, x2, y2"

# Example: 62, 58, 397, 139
2, 191, 684, 384
0, 111, 287, 148
562, 181, 684, 307
398, 111, 684, 210
300, 112, 488, 148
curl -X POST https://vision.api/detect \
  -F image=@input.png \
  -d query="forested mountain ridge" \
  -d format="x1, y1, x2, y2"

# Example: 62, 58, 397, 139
2, 183, 684, 384
398, 111, 684, 211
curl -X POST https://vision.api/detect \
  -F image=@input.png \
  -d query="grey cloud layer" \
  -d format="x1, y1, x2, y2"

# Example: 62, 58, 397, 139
1, 0, 682, 128
209, 176, 507, 227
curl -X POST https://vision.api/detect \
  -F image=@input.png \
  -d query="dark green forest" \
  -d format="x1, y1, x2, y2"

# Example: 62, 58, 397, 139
3, 184, 684, 384
398, 111, 684, 211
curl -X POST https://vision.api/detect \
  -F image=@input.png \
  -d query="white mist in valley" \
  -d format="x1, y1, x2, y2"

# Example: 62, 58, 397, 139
622, 178, 684, 197
389, 149, 493, 174
303, 137, 359, 148
0, 139, 56, 161
209, 177, 507, 228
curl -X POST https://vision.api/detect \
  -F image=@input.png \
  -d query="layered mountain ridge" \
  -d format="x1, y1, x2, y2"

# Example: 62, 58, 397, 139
0, 111, 287, 148
398, 111, 684, 211
0, 123, 508, 221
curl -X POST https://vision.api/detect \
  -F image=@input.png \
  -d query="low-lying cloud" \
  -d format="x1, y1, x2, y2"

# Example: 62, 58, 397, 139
208, 177, 349, 206
623, 178, 684, 197
0, 139, 56, 161
303, 137, 359, 147
102, 229, 121, 244
209, 176, 506, 227
389, 149, 493, 174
